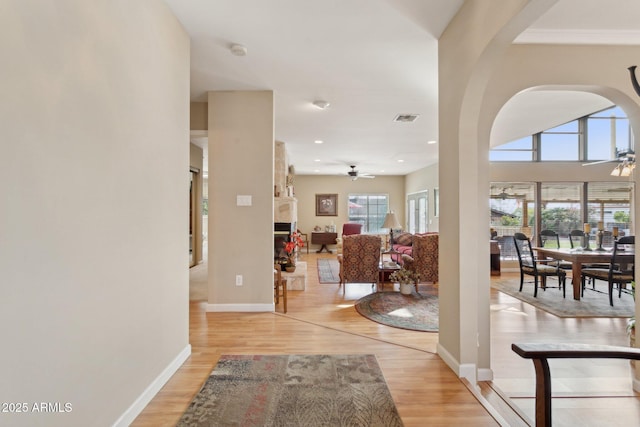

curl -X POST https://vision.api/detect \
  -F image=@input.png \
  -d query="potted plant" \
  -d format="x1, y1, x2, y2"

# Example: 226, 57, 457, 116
389, 268, 420, 295
283, 231, 305, 272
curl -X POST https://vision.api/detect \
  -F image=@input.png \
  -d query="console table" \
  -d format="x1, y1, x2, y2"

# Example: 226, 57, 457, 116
311, 232, 337, 253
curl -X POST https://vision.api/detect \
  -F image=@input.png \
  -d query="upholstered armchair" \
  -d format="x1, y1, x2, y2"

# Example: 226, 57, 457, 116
336, 223, 363, 254
338, 234, 381, 294
401, 233, 438, 284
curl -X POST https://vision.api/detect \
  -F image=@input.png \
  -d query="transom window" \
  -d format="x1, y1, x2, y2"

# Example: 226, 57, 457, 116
491, 106, 633, 162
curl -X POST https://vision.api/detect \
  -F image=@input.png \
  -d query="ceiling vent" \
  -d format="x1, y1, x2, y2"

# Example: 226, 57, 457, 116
393, 114, 419, 123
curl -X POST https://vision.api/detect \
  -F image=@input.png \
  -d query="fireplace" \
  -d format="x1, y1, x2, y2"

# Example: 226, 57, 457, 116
274, 222, 296, 260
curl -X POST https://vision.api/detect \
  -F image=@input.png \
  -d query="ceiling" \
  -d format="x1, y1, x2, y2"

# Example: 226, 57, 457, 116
165, 0, 640, 177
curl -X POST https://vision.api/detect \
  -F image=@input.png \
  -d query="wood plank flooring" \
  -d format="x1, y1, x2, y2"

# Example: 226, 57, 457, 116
133, 252, 640, 426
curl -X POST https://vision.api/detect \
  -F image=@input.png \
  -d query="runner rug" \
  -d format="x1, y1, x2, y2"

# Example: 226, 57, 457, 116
491, 276, 634, 318
354, 286, 439, 332
177, 354, 403, 427
317, 258, 340, 283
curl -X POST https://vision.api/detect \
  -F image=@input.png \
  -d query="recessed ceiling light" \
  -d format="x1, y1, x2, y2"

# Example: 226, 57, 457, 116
314, 140, 324, 144
312, 100, 330, 110
397, 159, 405, 163
229, 44, 247, 56
314, 169, 320, 173
314, 159, 321, 162
427, 140, 437, 144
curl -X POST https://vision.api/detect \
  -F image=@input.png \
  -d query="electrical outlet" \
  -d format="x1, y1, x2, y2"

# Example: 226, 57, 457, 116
235, 275, 243, 286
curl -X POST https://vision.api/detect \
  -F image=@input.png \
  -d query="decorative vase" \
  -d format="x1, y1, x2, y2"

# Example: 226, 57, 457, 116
285, 265, 296, 273
399, 282, 413, 295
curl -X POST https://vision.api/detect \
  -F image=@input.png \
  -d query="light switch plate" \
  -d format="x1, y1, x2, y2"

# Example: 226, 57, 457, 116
237, 195, 252, 206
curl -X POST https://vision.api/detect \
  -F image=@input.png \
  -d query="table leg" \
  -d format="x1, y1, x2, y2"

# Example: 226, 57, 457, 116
571, 261, 582, 300
316, 244, 331, 253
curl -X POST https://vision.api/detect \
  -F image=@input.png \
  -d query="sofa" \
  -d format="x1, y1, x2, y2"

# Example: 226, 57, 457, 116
390, 232, 439, 283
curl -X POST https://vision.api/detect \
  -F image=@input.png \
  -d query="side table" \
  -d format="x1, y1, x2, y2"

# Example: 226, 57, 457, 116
311, 232, 337, 253
378, 260, 401, 291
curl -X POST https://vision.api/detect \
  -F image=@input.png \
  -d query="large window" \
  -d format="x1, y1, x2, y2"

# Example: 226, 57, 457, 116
348, 194, 389, 233
540, 183, 582, 246
491, 181, 634, 253
587, 182, 633, 237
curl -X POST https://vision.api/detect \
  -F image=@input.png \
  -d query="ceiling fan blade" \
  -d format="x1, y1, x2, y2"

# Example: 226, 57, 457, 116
582, 159, 618, 166
359, 175, 375, 179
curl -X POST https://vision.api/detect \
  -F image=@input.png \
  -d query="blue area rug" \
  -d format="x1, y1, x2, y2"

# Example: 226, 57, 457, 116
317, 258, 340, 283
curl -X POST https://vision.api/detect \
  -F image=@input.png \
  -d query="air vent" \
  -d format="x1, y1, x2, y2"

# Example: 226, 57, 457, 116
394, 114, 419, 123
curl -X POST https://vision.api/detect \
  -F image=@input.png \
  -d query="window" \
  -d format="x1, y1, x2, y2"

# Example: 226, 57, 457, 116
348, 194, 389, 233
540, 183, 582, 246
406, 191, 428, 234
540, 121, 580, 161
489, 136, 534, 161
587, 182, 633, 237
587, 106, 632, 160
491, 105, 634, 163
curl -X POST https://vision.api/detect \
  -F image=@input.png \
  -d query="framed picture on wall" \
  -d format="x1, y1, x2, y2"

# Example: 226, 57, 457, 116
316, 193, 338, 216
434, 188, 439, 217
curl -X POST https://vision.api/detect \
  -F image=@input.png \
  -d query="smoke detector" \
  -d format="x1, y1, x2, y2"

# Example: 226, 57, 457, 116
312, 100, 330, 110
230, 44, 247, 56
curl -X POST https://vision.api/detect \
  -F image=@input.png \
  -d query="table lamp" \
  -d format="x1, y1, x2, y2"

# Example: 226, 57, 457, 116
382, 211, 401, 249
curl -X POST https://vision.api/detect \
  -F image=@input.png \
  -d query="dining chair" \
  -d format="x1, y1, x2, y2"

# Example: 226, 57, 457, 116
513, 232, 566, 298
338, 234, 381, 295
538, 229, 572, 270
581, 235, 635, 306
568, 229, 587, 249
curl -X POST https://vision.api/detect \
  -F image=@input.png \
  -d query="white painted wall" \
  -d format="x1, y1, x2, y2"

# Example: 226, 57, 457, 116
0, 2, 190, 426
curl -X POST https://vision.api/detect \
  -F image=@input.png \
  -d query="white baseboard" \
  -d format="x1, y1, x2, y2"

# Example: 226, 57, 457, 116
206, 303, 275, 312
478, 368, 494, 381
436, 343, 460, 374
436, 343, 493, 383
113, 344, 191, 427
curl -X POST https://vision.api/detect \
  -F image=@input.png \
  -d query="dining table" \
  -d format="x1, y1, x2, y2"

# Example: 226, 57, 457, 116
532, 247, 635, 300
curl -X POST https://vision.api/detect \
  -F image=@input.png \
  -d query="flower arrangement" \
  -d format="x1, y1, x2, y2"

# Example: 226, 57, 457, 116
389, 268, 420, 285
283, 231, 305, 265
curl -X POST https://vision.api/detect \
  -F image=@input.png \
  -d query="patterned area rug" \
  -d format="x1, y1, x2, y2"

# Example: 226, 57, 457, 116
492, 276, 634, 318
177, 354, 402, 427
317, 258, 340, 283
354, 286, 439, 332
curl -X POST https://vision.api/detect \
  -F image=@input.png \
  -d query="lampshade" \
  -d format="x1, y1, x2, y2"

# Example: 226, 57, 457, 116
382, 212, 401, 229
611, 161, 635, 176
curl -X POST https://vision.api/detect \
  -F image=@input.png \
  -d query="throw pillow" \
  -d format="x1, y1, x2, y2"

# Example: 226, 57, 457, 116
394, 232, 413, 246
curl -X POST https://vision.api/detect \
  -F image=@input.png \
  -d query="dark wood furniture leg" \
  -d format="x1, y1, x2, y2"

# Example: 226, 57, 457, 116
512, 343, 640, 427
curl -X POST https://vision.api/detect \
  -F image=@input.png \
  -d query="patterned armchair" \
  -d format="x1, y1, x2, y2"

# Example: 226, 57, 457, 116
401, 234, 438, 284
338, 234, 381, 294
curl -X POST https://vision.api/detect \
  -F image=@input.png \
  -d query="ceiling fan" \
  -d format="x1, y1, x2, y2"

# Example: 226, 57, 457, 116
492, 187, 526, 200
348, 165, 375, 180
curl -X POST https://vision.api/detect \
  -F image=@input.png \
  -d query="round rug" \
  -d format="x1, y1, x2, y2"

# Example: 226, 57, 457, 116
354, 288, 439, 332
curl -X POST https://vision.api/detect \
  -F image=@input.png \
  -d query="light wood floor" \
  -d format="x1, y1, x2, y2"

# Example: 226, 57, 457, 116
133, 251, 640, 426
